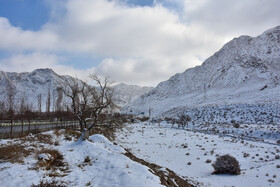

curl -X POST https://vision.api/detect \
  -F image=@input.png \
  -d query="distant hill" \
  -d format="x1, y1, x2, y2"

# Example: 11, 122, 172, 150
0, 68, 153, 112
112, 83, 153, 109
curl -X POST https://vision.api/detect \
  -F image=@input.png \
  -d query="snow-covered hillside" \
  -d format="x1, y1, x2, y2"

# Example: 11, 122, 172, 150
0, 68, 72, 111
0, 69, 152, 111
112, 83, 153, 108
122, 25, 280, 121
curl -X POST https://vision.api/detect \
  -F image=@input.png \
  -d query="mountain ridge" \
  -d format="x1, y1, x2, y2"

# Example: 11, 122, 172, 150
0, 68, 153, 111
122, 25, 280, 117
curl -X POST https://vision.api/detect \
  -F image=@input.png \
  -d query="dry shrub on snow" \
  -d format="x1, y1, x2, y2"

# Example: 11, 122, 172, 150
212, 154, 241, 175
31, 179, 66, 187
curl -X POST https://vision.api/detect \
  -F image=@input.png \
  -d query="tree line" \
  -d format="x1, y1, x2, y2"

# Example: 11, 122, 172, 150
0, 73, 115, 140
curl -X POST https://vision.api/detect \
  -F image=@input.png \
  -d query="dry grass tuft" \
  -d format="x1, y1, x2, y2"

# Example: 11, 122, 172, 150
0, 143, 32, 163
35, 149, 67, 171
20, 133, 53, 145
31, 179, 67, 187
64, 129, 80, 141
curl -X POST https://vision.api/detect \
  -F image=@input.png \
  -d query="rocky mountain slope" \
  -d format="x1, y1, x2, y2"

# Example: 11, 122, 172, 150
122, 25, 280, 121
0, 69, 152, 111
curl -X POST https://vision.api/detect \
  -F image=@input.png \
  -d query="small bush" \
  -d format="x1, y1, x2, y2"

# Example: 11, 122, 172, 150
243, 153, 250, 158
212, 154, 240, 175
84, 156, 91, 163
233, 123, 240, 128
206, 159, 212, 163
138, 117, 149, 122
31, 179, 66, 187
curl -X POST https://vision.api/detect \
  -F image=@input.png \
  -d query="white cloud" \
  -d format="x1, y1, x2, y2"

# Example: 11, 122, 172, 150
0, 17, 57, 51
0, 52, 90, 81
181, 0, 280, 37
0, 0, 280, 86
42, 0, 227, 85
94, 54, 202, 86
0, 52, 58, 71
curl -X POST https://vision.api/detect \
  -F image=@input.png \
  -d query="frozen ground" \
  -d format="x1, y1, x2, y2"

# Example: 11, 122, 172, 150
0, 130, 163, 187
115, 122, 280, 187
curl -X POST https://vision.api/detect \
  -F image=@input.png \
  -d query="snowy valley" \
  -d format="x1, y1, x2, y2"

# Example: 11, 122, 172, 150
0, 26, 280, 187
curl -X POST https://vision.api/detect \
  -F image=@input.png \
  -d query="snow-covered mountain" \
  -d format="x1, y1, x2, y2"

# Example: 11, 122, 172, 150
0, 68, 73, 111
0, 68, 152, 111
111, 83, 153, 109
122, 25, 280, 120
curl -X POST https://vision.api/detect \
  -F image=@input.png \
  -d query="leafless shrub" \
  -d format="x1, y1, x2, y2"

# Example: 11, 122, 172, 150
212, 154, 240, 175
233, 123, 240, 128
206, 159, 212, 163
243, 153, 250, 158
138, 116, 149, 122
31, 179, 66, 187
84, 156, 91, 163
177, 114, 191, 129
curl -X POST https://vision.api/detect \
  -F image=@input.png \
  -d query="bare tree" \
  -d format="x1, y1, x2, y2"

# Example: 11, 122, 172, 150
60, 74, 113, 140
148, 106, 152, 125
46, 89, 51, 113
177, 113, 191, 129
19, 93, 26, 136
24, 105, 34, 133
37, 93, 42, 113
0, 101, 6, 120
6, 84, 16, 137
56, 87, 63, 112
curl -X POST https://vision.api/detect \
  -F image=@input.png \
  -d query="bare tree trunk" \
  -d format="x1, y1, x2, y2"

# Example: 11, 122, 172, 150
79, 128, 89, 141
21, 119, 24, 137
46, 89, 51, 114
37, 93, 42, 113
10, 120, 13, 138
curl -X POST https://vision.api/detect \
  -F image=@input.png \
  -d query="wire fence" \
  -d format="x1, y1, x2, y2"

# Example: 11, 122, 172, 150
0, 120, 80, 139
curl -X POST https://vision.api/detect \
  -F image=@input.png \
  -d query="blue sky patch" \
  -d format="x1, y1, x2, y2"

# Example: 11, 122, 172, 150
0, 0, 49, 31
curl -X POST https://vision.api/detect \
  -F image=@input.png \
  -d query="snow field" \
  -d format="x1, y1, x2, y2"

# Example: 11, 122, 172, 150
115, 122, 280, 187
0, 130, 163, 187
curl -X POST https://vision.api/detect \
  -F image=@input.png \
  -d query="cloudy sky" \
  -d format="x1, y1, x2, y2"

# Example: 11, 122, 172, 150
0, 0, 279, 86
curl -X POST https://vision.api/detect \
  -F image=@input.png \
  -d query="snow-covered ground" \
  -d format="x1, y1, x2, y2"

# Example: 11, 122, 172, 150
0, 130, 163, 187
115, 122, 280, 187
